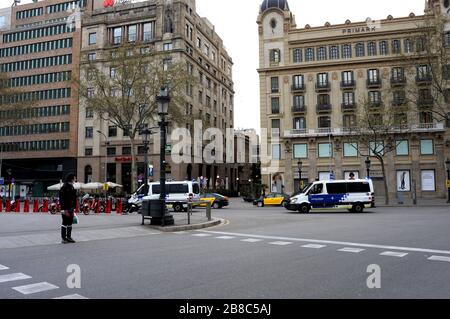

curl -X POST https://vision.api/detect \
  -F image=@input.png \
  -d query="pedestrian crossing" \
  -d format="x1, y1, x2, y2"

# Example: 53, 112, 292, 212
180, 230, 450, 265
0, 264, 88, 299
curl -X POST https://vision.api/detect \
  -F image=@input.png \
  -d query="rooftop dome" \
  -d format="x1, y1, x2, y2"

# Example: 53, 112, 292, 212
260, 0, 290, 12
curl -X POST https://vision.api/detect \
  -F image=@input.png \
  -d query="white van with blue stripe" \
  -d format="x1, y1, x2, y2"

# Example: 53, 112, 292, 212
286, 179, 375, 214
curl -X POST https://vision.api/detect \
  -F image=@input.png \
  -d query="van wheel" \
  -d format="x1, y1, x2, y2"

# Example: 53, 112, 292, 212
173, 203, 183, 212
353, 203, 364, 214
257, 202, 263, 207
298, 204, 310, 214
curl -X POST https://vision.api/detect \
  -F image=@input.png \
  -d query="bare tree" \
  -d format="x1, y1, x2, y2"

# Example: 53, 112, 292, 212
0, 73, 31, 127
77, 45, 197, 191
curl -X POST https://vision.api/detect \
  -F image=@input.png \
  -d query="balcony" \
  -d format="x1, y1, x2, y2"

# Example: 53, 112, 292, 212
316, 104, 332, 113
390, 77, 406, 86
417, 98, 434, 108
340, 80, 356, 89
341, 103, 356, 112
292, 105, 307, 113
291, 84, 305, 92
366, 78, 382, 88
315, 82, 331, 92
416, 75, 432, 85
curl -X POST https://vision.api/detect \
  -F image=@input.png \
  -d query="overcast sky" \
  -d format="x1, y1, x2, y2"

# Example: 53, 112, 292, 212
10, 0, 427, 131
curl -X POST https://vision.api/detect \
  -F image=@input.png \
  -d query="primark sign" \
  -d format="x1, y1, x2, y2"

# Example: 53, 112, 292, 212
342, 18, 382, 34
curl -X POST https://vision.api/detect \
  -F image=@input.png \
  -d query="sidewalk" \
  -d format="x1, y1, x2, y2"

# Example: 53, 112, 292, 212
375, 197, 449, 207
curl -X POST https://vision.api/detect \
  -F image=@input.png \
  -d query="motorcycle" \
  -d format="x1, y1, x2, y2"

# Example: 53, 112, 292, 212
125, 194, 143, 214
81, 194, 105, 214
49, 198, 61, 215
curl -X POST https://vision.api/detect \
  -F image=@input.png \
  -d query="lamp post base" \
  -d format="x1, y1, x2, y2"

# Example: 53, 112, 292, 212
150, 214, 175, 226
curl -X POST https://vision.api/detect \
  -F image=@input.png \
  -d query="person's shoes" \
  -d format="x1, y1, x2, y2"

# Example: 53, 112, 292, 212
61, 239, 69, 244
66, 238, 76, 243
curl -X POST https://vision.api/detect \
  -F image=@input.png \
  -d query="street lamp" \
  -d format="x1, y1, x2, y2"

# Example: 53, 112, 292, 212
156, 86, 171, 226
365, 157, 371, 179
446, 158, 450, 203
139, 126, 158, 194
97, 130, 109, 184
297, 161, 303, 191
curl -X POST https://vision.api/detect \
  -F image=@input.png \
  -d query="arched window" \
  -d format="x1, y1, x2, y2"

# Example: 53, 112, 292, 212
404, 38, 413, 53
368, 42, 377, 56
305, 48, 314, 61
342, 44, 352, 58
317, 47, 327, 60
355, 43, 365, 57
329, 46, 339, 59
84, 165, 92, 183
379, 41, 388, 55
293, 48, 302, 63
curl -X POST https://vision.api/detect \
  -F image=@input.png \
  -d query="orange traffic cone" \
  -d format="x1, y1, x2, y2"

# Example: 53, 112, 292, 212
33, 200, 39, 213
24, 199, 29, 213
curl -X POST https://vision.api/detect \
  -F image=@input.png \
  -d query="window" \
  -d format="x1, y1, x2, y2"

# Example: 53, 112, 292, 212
317, 94, 330, 106
292, 75, 304, 90
421, 170, 436, 191
379, 41, 388, 55
163, 58, 172, 71
128, 25, 137, 42
369, 91, 381, 105
270, 49, 281, 63
344, 142, 358, 157
329, 46, 339, 60
293, 144, 308, 159
343, 114, 356, 128
113, 27, 122, 45
108, 126, 117, 137
271, 77, 279, 93
326, 183, 348, 194
417, 65, 431, 80
420, 139, 434, 155
445, 32, 450, 47
317, 73, 328, 86
368, 41, 377, 56
369, 141, 384, 156
368, 69, 379, 83
87, 88, 94, 98
392, 40, 401, 54
293, 95, 304, 108
416, 36, 426, 52
272, 144, 281, 160
342, 71, 353, 85
85, 148, 93, 156
293, 117, 306, 130
85, 107, 94, 118
355, 43, 365, 57
404, 38, 413, 53
396, 140, 409, 156
343, 92, 354, 106
88, 33, 96, 45
143, 22, 154, 41
342, 44, 352, 58
122, 147, 131, 155
293, 48, 302, 62
271, 119, 280, 136
318, 116, 331, 128
163, 42, 173, 51
85, 127, 93, 138
318, 143, 332, 158
317, 47, 327, 60
88, 52, 96, 61
392, 67, 404, 82
271, 97, 280, 114
393, 90, 406, 106
123, 125, 132, 137
107, 147, 116, 156
305, 48, 314, 61
419, 111, 433, 124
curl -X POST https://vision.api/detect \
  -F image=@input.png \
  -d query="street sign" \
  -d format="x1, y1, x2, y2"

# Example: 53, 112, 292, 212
148, 165, 154, 177
0, 178, 4, 186
165, 144, 172, 154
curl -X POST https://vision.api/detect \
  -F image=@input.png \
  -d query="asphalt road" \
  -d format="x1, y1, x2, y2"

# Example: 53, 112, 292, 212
0, 200, 450, 299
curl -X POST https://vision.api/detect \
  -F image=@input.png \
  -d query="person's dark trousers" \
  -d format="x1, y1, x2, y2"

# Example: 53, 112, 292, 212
61, 211, 74, 241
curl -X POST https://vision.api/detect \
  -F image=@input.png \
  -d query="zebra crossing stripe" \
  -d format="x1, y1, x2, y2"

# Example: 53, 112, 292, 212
0, 264, 10, 270
12, 282, 59, 295
380, 251, 408, 258
0, 273, 31, 283
54, 294, 88, 299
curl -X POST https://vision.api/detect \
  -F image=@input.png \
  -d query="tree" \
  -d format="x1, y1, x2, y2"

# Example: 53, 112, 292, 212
346, 94, 412, 205
77, 45, 196, 191
0, 73, 30, 127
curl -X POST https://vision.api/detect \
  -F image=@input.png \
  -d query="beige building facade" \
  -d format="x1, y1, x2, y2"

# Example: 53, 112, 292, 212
258, 0, 450, 200
78, 0, 235, 194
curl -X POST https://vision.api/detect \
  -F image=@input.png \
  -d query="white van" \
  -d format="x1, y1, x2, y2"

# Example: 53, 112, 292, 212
286, 179, 375, 214
141, 181, 201, 212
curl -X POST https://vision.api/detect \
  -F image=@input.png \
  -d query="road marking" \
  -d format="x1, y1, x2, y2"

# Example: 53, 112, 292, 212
0, 264, 10, 270
302, 244, 327, 249
338, 247, 366, 253
269, 241, 293, 246
13, 282, 59, 295
172, 231, 189, 235
380, 251, 408, 258
428, 256, 450, 263
54, 294, 88, 299
215, 236, 235, 240
241, 239, 263, 243
192, 234, 212, 237
0, 273, 31, 283
198, 230, 450, 255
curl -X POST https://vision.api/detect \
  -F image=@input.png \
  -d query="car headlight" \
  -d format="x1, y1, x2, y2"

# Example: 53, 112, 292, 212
290, 198, 297, 204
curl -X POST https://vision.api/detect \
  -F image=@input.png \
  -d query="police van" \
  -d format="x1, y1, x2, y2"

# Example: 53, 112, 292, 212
142, 181, 201, 212
286, 179, 375, 214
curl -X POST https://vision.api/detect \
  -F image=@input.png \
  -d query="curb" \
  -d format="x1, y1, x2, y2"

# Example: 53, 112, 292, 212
146, 218, 225, 232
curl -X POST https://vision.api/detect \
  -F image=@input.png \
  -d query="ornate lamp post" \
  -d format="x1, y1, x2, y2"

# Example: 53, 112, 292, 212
446, 158, 450, 204
297, 161, 303, 191
365, 157, 371, 179
156, 86, 170, 226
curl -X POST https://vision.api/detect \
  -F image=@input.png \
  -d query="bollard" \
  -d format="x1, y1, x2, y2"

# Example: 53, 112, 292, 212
105, 199, 111, 214
116, 199, 122, 215
14, 200, 20, 213
5, 199, 11, 213
24, 199, 29, 213
187, 203, 192, 225
33, 200, 39, 213
42, 199, 49, 213
206, 202, 212, 221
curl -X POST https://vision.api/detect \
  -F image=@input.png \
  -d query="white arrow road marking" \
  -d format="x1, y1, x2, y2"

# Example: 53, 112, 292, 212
215, 236, 235, 240
198, 230, 450, 255
0, 273, 31, 283
12, 282, 59, 295
428, 256, 450, 263
302, 244, 327, 249
241, 239, 263, 243
338, 247, 366, 253
269, 241, 293, 246
380, 251, 408, 258
0, 264, 10, 270
54, 294, 88, 299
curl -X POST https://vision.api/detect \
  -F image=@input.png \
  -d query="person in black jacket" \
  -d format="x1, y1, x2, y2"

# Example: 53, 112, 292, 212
59, 173, 78, 244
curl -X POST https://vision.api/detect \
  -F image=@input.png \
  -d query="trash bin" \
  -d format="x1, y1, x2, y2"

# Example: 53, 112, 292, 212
141, 199, 174, 226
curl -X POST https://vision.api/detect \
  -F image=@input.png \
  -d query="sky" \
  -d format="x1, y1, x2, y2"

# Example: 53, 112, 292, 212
5, 0, 427, 131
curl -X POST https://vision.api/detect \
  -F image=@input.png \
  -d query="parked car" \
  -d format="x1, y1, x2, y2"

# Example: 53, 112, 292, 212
199, 193, 230, 209
141, 181, 201, 212
253, 193, 290, 207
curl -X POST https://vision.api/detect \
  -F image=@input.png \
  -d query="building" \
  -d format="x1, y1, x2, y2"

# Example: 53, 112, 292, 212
257, 0, 450, 200
78, 0, 235, 194
0, 0, 83, 197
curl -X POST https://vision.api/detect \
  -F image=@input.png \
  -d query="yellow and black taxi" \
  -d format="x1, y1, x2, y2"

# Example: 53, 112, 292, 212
253, 193, 290, 208
199, 193, 230, 209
